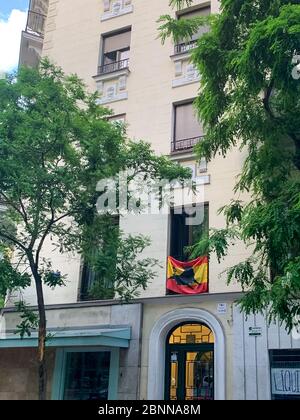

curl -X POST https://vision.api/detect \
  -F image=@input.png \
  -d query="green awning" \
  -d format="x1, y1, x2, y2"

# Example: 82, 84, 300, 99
0, 326, 131, 348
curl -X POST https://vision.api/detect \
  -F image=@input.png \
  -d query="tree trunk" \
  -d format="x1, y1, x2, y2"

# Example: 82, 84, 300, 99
34, 272, 47, 400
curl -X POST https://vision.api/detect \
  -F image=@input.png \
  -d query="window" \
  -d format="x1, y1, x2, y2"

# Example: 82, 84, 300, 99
63, 351, 111, 400
169, 323, 214, 345
270, 350, 300, 400
52, 347, 120, 400
175, 5, 211, 54
170, 204, 209, 261
79, 216, 120, 301
173, 102, 204, 152
100, 29, 131, 74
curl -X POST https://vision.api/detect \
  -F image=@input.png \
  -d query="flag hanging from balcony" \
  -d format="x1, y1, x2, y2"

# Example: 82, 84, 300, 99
167, 256, 208, 295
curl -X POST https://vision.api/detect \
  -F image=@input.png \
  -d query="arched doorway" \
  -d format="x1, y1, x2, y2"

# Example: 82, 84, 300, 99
147, 308, 225, 400
165, 322, 214, 400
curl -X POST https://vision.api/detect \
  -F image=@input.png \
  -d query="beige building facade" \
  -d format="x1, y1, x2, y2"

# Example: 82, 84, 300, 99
1, 0, 299, 401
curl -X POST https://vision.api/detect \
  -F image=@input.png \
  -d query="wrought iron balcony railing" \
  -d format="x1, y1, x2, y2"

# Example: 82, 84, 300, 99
174, 39, 198, 55
98, 59, 129, 75
171, 136, 204, 153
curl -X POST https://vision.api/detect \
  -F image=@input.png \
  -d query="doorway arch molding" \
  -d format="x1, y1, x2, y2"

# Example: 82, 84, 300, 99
147, 307, 226, 400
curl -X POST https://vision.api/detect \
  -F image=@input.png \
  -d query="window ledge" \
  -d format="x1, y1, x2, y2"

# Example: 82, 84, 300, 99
96, 91, 128, 105
169, 149, 195, 159
101, 4, 133, 21
170, 50, 193, 62
93, 67, 130, 82
172, 71, 200, 88
171, 52, 200, 88
93, 68, 130, 105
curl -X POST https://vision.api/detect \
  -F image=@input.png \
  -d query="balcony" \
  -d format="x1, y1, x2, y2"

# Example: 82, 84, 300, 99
26, 10, 47, 37
171, 136, 204, 153
98, 58, 129, 75
19, 6, 48, 68
174, 40, 198, 55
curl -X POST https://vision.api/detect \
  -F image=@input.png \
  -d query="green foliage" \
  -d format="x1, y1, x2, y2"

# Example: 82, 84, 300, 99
87, 234, 159, 302
0, 258, 31, 294
43, 270, 66, 289
169, 0, 194, 10
187, 227, 240, 262
158, 14, 211, 45
0, 255, 31, 305
82, 216, 159, 301
15, 301, 39, 339
113, 234, 159, 301
159, 0, 300, 331
0, 59, 190, 317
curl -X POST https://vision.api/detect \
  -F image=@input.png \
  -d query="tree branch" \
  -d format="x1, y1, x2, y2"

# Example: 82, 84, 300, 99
0, 191, 30, 228
0, 230, 28, 253
35, 211, 73, 267
18, 197, 29, 226
262, 79, 275, 119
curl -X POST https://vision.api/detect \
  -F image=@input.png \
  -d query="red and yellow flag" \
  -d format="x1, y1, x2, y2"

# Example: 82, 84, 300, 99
167, 256, 208, 295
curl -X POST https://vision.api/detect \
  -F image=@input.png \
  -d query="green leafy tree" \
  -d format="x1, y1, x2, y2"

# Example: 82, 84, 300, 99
159, 0, 300, 331
0, 60, 189, 399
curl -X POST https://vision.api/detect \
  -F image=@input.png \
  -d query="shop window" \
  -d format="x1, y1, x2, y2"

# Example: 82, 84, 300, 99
63, 351, 110, 400
270, 349, 300, 400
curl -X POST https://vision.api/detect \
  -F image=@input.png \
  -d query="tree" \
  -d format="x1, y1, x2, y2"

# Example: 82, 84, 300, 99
159, 0, 300, 331
0, 60, 189, 399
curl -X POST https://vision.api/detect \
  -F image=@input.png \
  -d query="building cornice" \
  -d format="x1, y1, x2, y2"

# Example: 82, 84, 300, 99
2, 292, 244, 313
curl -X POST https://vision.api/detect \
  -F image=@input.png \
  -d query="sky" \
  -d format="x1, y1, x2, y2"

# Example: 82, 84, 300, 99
0, 0, 29, 73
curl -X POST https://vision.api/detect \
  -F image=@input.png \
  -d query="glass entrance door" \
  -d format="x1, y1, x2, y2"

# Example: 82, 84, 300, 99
167, 347, 214, 400
185, 350, 214, 400
165, 323, 214, 401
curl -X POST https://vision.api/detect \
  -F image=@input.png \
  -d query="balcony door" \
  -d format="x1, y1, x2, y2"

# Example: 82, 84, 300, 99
101, 29, 131, 73
169, 205, 209, 262
173, 102, 204, 152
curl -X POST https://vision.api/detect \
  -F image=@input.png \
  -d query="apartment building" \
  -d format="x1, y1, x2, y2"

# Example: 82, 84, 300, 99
0, 0, 299, 400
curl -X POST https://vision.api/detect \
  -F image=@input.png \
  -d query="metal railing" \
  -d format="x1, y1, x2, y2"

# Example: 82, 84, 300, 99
98, 59, 129, 75
171, 136, 204, 153
174, 40, 198, 55
26, 10, 47, 37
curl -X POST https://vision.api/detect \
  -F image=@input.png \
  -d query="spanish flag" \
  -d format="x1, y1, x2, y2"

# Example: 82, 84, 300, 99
167, 256, 208, 295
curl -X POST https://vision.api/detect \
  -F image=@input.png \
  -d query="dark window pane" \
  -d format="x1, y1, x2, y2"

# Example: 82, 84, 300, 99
170, 205, 208, 261
104, 51, 118, 65
63, 352, 111, 401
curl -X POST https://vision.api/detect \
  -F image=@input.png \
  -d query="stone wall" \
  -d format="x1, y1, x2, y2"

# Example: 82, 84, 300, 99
0, 302, 142, 400
0, 347, 56, 400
